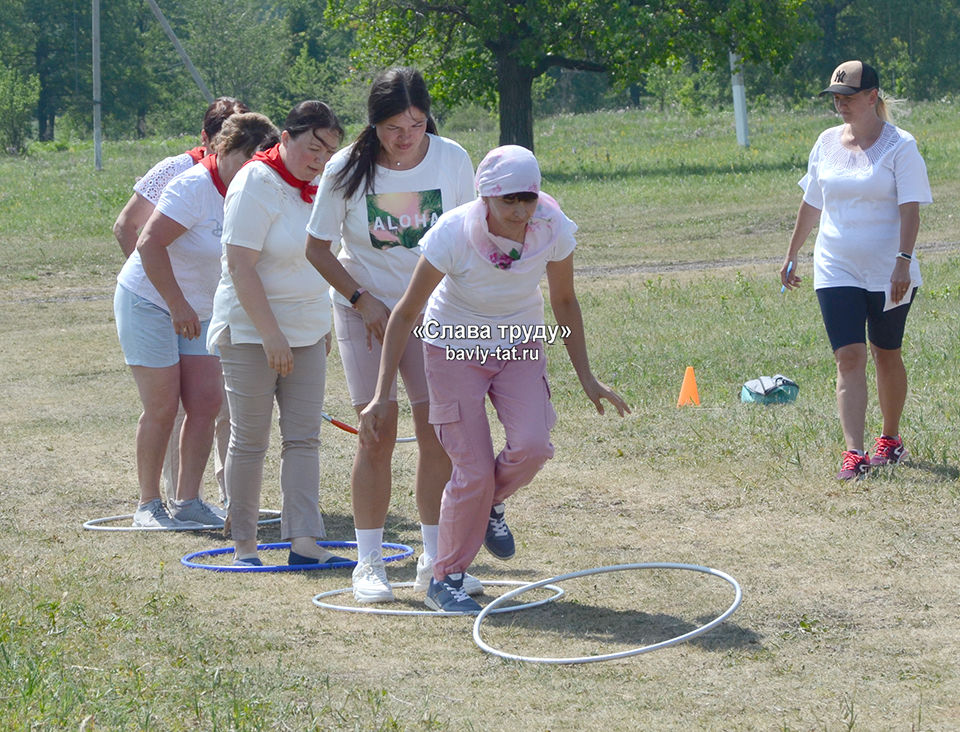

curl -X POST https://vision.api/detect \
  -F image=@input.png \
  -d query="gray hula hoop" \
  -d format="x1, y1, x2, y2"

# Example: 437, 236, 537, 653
82, 509, 281, 532
312, 580, 565, 617
472, 562, 743, 664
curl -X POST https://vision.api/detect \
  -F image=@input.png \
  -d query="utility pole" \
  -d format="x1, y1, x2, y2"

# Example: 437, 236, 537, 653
144, 0, 214, 103
729, 52, 750, 148
92, 0, 101, 170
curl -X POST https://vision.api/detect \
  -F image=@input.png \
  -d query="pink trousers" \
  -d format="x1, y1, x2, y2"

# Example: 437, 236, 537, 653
423, 342, 556, 578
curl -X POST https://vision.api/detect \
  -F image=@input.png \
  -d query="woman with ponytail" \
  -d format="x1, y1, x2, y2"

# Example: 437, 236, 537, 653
781, 60, 932, 481
305, 68, 476, 603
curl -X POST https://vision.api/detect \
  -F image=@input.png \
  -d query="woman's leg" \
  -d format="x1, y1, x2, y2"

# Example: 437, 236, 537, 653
410, 401, 450, 525
275, 340, 327, 545
213, 380, 231, 505
866, 288, 914, 443
488, 346, 555, 504
129, 364, 181, 505
834, 343, 868, 453
175, 354, 223, 502
161, 407, 184, 505
424, 348, 497, 579
220, 342, 276, 555
334, 302, 399, 561
350, 401, 398, 530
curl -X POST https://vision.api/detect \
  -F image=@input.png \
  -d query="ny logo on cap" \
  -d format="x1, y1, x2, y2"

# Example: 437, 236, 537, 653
834, 70, 847, 83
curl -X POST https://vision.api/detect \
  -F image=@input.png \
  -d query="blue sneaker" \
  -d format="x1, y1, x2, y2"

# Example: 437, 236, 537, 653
425, 573, 482, 613
484, 503, 515, 560
232, 556, 263, 567
288, 550, 351, 566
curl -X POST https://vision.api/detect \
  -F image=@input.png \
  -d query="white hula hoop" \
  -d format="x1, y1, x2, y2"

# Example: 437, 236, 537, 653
82, 509, 281, 532
473, 562, 742, 664
312, 580, 565, 617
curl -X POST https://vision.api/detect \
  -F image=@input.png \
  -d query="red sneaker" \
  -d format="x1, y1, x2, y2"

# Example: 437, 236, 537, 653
837, 450, 870, 480
870, 435, 908, 466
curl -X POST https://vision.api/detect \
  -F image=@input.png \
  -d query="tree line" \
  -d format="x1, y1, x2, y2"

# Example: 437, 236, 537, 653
2, 0, 959, 153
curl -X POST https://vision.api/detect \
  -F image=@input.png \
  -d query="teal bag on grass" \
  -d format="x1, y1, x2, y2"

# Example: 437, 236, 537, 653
740, 375, 799, 404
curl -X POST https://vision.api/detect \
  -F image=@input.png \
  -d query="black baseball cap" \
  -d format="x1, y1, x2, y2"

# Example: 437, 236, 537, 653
820, 60, 879, 96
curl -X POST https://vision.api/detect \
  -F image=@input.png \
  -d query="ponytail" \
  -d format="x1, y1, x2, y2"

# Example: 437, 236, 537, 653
875, 94, 894, 123
332, 67, 437, 199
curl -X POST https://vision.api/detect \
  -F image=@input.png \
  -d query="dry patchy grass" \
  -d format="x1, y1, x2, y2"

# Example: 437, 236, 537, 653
1, 258, 958, 730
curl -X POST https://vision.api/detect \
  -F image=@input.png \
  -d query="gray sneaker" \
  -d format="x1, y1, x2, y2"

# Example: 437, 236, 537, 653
170, 498, 225, 527
133, 498, 201, 529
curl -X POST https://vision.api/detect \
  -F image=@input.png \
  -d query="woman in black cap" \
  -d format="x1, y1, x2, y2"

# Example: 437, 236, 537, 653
780, 60, 932, 480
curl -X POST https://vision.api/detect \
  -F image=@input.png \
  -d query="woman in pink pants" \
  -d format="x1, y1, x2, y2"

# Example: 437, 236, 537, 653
360, 145, 629, 612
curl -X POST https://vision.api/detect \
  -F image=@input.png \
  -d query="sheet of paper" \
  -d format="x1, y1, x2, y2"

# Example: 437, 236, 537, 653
883, 281, 915, 311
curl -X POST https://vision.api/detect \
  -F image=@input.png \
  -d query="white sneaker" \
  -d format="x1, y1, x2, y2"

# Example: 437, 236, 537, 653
132, 498, 201, 529
352, 551, 395, 603
413, 553, 483, 596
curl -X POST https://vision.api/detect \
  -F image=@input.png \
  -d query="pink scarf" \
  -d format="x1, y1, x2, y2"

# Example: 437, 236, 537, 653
466, 192, 570, 271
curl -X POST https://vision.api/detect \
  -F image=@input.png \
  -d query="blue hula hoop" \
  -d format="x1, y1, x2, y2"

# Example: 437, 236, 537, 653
181, 540, 413, 573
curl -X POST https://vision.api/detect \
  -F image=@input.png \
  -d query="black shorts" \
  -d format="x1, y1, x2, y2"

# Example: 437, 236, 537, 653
816, 286, 917, 352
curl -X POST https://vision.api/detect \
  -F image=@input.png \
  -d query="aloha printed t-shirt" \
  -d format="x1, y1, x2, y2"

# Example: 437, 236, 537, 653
306, 134, 475, 310
367, 189, 443, 250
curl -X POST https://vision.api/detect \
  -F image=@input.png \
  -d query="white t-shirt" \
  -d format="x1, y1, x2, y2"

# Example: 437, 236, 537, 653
116, 163, 225, 319
306, 134, 475, 310
800, 122, 932, 291
134, 152, 196, 205
420, 194, 578, 350
207, 161, 330, 349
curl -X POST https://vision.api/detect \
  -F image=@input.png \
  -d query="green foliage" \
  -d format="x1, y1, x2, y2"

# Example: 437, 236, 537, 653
744, 0, 960, 102
0, 66, 39, 153
327, 0, 806, 148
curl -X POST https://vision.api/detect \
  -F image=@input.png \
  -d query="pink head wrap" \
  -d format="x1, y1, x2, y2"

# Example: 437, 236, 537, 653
475, 145, 541, 197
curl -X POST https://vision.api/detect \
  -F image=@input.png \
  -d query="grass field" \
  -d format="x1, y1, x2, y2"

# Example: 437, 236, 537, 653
1, 102, 958, 730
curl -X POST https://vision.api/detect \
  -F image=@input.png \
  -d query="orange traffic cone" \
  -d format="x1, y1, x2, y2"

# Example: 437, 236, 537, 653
677, 366, 700, 407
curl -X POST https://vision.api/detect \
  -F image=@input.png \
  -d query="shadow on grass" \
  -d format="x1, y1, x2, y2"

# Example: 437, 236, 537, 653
478, 599, 761, 654
904, 459, 960, 481
543, 158, 799, 184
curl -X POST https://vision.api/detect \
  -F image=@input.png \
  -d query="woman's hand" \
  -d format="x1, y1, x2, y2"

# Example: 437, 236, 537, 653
261, 329, 293, 376
358, 399, 391, 447
170, 300, 201, 340
780, 258, 801, 290
889, 258, 912, 304
355, 293, 391, 349
583, 378, 631, 417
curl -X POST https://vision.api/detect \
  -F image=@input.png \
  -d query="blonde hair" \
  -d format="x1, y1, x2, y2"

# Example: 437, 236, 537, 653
875, 91, 895, 123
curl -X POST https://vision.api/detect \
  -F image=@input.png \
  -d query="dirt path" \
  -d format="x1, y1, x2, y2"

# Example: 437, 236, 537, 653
576, 239, 960, 277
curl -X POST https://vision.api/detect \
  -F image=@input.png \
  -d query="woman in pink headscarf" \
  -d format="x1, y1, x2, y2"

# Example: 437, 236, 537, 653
359, 145, 630, 612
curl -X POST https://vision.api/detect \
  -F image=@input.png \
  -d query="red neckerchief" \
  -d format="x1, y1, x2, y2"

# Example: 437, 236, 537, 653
199, 154, 227, 197
248, 143, 317, 203
185, 146, 207, 164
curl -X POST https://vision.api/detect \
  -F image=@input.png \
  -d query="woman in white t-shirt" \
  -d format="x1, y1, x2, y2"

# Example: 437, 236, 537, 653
207, 101, 346, 568
113, 96, 250, 511
781, 61, 932, 480
359, 145, 630, 612
305, 68, 475, 601
114, 113, 279, 528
